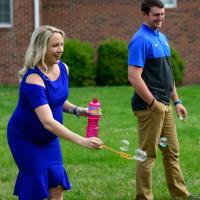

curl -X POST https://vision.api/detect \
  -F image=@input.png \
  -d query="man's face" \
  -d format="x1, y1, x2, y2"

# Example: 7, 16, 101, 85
144, 7, 165, 30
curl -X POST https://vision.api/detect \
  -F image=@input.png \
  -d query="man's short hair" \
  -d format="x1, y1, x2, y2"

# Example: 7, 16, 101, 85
141, 0, 165, 14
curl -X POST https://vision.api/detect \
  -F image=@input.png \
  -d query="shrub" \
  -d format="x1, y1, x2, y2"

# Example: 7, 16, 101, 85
61, 39, 96, 87
170, 47, 185, 86
96, 40, 129, 86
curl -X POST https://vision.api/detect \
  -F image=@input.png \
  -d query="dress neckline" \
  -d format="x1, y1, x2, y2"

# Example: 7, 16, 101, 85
36, 63, 61, 82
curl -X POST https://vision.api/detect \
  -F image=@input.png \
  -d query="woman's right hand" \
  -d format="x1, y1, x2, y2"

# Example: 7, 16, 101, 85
83, 137, 103, 149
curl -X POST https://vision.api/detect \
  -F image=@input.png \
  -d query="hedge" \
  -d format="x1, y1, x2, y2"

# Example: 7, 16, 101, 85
61, 39, 185, 87
61, 39, 96, 87
96, 40, 129, 86
170, 47, 185, 86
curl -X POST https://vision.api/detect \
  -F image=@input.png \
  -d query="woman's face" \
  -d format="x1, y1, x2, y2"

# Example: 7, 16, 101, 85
44, 32, 64, 67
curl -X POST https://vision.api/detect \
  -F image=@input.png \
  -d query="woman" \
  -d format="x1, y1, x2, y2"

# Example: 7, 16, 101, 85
7, 25, 103, 200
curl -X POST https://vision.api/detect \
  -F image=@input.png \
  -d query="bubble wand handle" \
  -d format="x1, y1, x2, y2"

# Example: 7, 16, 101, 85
101, 145, 133, 160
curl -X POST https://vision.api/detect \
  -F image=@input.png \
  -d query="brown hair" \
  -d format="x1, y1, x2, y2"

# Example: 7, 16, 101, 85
141, 0, 164, 15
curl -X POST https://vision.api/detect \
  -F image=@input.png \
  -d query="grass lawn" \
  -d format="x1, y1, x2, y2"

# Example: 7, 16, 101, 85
0, 85, 200, 200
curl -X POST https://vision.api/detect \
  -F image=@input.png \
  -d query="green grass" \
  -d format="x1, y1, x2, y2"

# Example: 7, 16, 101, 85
0, 85, 200, 200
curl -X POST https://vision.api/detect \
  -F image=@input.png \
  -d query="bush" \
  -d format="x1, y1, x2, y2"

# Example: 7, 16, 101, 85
96, 40, 129, 86
170, 47, 185, 86
61, 39, 96, 87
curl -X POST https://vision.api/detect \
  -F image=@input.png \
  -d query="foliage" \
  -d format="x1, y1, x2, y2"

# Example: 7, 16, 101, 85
61, 39, 96, 87
171, 47, 185, 86
61, 39, 185, 87
96, 40, 129, 86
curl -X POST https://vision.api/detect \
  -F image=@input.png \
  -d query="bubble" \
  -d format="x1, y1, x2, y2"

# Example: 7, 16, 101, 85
133, 149, 147, 161
159, 137, 167, 148
120, 139, 130, 152
178, 115, 184, 120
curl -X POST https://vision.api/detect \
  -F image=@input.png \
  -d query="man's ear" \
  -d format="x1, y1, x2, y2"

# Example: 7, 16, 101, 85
142, 11, 148, 20
142, 11, 148, 18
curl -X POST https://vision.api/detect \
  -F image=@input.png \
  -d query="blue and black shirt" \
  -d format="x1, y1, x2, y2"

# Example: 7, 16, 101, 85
128, 24, 174, 110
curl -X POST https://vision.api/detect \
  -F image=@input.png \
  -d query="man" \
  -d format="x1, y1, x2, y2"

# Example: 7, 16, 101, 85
128, 0, 200, 200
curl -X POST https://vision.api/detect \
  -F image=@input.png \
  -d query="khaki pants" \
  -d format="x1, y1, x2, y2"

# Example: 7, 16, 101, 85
134, 101, 190, 200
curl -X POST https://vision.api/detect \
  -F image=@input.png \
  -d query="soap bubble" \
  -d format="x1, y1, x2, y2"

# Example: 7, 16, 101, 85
120, 139, 130, 152
178, 113, 186, 121
178, 114, 184, 120
159, 137, 167, 148
133, 149, 147, 161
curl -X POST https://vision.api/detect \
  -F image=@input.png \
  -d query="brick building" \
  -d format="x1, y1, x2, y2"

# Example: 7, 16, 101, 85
0, 0, 199, 85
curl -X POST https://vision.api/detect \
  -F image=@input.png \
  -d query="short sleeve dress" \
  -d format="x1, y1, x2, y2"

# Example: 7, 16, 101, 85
7, 61, 71, 200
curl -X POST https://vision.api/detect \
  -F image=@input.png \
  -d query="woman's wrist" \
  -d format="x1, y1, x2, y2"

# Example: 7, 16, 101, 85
73, 106, 80, 117
65, 105, 88, 117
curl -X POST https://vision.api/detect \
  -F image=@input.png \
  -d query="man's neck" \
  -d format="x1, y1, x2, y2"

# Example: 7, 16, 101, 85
143, 22, 158, 31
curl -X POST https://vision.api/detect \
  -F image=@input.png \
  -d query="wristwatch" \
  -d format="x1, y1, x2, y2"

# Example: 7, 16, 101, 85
174, 99, 182, 106
73, 106, 80, 117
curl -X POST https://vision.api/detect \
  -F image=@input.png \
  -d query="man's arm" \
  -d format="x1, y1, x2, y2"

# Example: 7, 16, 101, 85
172, 83, 187, 119
171, 82, 179, 102
128, 65, 155, 106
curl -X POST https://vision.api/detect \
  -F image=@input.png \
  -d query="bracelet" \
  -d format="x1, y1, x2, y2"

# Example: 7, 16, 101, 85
174, 99, 182, 106
149, 98, 155, 108
73, 106, 80, 118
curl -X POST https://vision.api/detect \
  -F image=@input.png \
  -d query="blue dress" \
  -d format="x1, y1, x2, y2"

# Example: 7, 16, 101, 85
7, 61, 71, 200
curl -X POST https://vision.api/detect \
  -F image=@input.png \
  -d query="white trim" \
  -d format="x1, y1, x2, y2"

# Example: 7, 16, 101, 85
34, 0, 40, 29
163, 0, 177, 8
0, 0, 13, 28
0, 23, 12, 27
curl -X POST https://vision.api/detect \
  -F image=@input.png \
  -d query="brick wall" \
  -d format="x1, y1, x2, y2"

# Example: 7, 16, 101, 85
0, 0, 199, 85
42, 0, 200, 85
0, 0, 35, 84
163, 1, 200, 84
42, 0, 140, 46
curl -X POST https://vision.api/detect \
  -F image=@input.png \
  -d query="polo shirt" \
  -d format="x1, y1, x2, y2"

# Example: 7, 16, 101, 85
128, 24, 174, 110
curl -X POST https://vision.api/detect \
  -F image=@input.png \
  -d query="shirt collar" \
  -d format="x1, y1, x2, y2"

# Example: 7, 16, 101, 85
141, 23, 159, 36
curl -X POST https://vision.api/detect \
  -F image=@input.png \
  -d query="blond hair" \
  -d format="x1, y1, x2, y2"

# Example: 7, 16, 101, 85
18, 25, 65, 80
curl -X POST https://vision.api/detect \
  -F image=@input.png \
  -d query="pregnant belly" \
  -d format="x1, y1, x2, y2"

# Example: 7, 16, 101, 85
7, 125, 58, 145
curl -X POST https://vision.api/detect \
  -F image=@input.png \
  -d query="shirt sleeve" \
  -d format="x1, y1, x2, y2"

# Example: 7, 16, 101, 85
22, 83, 48, 109
128, 36, 147, 67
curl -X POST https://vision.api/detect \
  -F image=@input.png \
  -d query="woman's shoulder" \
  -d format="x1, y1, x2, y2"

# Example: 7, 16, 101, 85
20, 71, 46, 95
25, 73, 45, 87
22, 66, 47, 86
